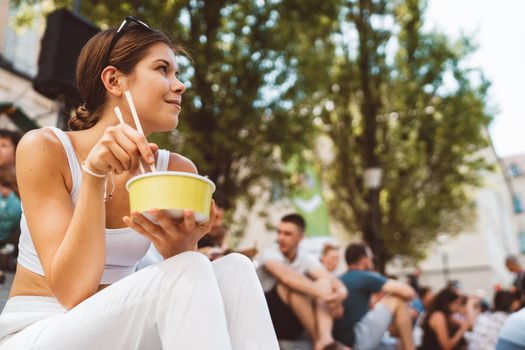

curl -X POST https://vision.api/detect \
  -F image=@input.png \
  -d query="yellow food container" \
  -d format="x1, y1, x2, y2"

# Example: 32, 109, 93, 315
126, 171, 216, 223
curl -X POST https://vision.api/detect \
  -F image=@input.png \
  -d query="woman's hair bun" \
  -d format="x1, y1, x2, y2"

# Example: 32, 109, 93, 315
69, 104, 98, 131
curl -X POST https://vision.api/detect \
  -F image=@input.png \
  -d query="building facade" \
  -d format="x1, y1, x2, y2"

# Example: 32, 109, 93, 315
0, 0, 58, 131
389, 145, 521, 297
502, 153, 525, 254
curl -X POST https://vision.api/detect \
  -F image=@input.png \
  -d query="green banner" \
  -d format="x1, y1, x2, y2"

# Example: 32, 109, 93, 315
289, 164, 331, 237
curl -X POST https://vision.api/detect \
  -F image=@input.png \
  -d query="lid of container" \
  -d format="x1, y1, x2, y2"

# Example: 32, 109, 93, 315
126, 171, 216, 192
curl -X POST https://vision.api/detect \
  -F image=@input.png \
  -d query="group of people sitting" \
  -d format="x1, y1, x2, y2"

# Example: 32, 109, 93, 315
254, 213, 416, 350
254, 213, 525, 350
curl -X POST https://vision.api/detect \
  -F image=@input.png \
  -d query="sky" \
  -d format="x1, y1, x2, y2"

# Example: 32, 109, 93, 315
426, 0, 525, 158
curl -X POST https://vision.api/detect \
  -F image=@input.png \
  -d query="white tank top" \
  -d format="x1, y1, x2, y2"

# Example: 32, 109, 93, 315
17, 127, 171, 284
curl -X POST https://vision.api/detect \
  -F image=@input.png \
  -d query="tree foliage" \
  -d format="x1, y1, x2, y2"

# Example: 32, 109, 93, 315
288, 0, 493, 268
12, 0, 324, 211
11, 0, 494, 265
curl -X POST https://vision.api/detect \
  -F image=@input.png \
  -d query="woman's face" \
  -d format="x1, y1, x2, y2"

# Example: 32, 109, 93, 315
422, 291, 434, 309
448, 298, 462, 313
123, 42, 186, 134
321, 250, 340, 272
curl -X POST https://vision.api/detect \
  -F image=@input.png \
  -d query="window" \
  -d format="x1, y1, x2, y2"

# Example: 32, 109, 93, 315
1, 5, 42, 76
519, 232, 525, 254
509, 163, 522, 177
270, 180, 284, 202
513, 194, 523, 214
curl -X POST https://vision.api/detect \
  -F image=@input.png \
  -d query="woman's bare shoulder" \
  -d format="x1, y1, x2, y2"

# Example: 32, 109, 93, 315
167, 152, 198, 174
17, 128, 64, 156
16, 128, 67, 172
429, 310, 447, 326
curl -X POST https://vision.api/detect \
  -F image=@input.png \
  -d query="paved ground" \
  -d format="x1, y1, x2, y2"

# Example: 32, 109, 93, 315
0, 271, 14, 312
279, 338, 312, 350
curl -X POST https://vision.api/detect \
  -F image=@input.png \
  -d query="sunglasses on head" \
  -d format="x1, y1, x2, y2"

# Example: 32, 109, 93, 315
103, 16, 151, 67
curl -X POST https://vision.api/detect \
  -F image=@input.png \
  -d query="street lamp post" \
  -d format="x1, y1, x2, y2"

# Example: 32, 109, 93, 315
437, 233, 450, 284
364, 167, 383, 270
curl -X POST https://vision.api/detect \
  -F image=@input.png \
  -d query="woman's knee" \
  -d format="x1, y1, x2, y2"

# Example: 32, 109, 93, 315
160, 251, 213, 276
213, 253, 254, 273
216, 252, 252, 265
212, 253, 259, 290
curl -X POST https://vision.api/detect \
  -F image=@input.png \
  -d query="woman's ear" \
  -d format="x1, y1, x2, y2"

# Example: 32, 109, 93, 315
100, 66, 125, 97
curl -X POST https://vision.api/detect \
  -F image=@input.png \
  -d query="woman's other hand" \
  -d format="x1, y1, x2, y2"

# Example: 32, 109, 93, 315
123, 200, 217, 258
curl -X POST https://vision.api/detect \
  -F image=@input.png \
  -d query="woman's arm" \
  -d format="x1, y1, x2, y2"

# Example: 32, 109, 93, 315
429, 311, 468, 350
167, 152, 198, 173
17, 129, 106, 309
18, 126, 155, 309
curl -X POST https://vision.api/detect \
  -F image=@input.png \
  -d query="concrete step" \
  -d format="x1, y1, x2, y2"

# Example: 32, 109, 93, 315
278, 334, 313, 350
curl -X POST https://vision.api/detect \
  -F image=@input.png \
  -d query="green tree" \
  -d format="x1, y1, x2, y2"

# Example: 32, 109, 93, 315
290, 0, 492, 270
12, 0, 321, 212
11, 0, 494, 265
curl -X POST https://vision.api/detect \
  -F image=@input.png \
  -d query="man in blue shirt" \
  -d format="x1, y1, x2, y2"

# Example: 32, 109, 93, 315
333, 243, 416, 350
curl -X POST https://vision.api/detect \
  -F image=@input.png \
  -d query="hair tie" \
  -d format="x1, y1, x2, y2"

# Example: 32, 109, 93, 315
81, 162, 115, 201
81, 161, 107, 178
80, 102, 90, 112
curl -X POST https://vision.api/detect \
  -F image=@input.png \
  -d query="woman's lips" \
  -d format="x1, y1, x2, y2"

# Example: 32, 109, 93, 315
166, 100, 181, 108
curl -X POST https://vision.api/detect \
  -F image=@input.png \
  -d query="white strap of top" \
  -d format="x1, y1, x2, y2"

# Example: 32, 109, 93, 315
156, 149, 170, 171
46, 127, 81, 201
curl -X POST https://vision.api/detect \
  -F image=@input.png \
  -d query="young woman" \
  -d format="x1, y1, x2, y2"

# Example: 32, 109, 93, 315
421, 287, 471, 350
0, 17, 278, 349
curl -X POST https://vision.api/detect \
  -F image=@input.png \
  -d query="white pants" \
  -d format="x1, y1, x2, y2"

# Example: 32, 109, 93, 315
0, 252, 278, 349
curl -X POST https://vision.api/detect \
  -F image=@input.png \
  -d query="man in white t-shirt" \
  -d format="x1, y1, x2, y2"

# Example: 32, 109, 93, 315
256, 214, 348, 350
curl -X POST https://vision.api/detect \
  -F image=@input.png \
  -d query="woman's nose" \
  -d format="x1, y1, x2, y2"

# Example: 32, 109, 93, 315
171, 78, 186, 94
